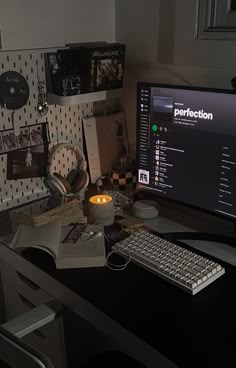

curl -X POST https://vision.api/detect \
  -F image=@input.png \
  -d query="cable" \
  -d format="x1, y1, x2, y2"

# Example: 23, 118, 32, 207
78, 224, 103, 241
105, 249, 130, 271
80, 230, 102, 241
105, 226, 142, 271
105, 225, 135, 244
0, 241, 7, 247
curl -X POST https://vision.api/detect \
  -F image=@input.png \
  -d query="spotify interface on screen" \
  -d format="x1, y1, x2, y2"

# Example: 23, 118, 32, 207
137, 84, 236, 219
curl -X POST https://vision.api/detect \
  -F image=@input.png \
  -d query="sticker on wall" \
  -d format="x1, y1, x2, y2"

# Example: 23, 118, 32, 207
0, 71, 30, 110
0, 122, 50, 155
7, 144, 48, 180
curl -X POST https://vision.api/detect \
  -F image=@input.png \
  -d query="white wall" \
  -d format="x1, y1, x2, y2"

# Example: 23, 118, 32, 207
115, 0, 236, 147
0, 0, 115, 50
115, 0, 160, 65
174, 0, 236, 69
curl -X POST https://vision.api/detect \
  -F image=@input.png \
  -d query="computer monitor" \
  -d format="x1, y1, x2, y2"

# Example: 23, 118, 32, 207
136, 82, 236, 221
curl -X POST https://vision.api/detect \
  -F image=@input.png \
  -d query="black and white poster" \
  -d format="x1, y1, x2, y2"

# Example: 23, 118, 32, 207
6, 122, 49, 179
7, 144, 48, 180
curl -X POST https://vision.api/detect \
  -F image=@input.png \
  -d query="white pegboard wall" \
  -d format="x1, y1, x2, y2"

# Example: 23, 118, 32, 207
0, 48, 121, 210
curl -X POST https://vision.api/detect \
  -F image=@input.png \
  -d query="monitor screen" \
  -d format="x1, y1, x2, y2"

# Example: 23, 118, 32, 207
136, 82, 236, 220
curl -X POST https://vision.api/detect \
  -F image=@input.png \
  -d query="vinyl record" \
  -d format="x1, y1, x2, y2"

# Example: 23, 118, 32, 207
0, 71, 29, 110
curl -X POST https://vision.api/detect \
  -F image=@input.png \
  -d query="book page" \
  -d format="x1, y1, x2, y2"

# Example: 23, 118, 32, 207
56, 224, 105, 268
10, 222, 61, 259
60, 223, 83, 244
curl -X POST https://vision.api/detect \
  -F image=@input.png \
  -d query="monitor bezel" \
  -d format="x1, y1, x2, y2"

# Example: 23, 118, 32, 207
136, 82, 236, 223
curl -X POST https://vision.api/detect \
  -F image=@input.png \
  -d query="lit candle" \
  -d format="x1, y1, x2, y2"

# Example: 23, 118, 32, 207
88, 195, 114, 226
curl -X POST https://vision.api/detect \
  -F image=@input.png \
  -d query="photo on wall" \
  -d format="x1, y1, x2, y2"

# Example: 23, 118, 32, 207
2, 130, 18, 152
7, 144, 48, 180
0, 122, 49, 155
17, 127, 31, 149
29, 124, 45, 146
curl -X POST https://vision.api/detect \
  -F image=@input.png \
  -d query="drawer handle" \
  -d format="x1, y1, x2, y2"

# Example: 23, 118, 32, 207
18, 294, 46, 340
33, 329, 46, 340
18, 293, 35, 309
17, 272, 40, 291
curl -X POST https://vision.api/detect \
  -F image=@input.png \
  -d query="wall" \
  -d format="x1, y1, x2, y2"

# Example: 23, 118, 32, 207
0, 0, 117, 210
115, 0, 236, 147
0, 48, 120, 211
0, 0, 115, 50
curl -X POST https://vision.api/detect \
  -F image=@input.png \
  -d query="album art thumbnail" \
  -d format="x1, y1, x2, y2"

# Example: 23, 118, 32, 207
95, 57, 124, 90
152, 96, 174, 125
7, 144, 48, 180
138, 169, 150, 185
47, 52, 60, 74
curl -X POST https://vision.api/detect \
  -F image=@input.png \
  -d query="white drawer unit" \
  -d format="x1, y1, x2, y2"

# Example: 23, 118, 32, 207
0, 262, 67, 368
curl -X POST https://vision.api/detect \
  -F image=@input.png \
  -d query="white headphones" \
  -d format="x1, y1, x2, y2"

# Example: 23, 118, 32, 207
45, 142, 89, 195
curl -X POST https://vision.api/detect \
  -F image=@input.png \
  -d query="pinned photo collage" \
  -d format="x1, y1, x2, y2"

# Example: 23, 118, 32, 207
0, 122, 49, 155
6, 122, 50, 180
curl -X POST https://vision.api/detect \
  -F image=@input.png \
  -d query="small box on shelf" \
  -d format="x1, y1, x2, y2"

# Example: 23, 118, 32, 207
44, 42, 126, 102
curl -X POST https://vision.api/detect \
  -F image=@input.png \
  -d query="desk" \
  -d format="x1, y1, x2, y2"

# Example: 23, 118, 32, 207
21, 229, 236, 366
1, 201, 236, 367
52, 250, 236, 368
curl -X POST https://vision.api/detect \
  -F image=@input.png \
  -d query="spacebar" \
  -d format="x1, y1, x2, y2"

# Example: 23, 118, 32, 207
126, 250, 182, 284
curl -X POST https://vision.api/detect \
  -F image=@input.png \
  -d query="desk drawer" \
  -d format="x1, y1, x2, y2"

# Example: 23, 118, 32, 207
0, 263, 52, 307
16, 271, 53, 306
22, 317, 67, 368
0, 264, 67, 368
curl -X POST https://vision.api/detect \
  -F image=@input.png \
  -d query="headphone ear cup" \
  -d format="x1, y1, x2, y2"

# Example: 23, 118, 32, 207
68, 170, 89, 193
53, 172, 72, 194
45, 174, 67, 195
66, 169, 80, 186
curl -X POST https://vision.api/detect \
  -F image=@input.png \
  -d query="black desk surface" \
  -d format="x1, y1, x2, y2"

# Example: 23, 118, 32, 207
22, 225, 236, 368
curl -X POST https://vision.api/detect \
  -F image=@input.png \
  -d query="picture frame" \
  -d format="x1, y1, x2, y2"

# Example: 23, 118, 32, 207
0, 122, 49, 155
7, 144, 48, 180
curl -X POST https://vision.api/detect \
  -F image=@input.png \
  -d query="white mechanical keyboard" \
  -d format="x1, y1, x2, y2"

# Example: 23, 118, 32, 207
112, 230, 225, 295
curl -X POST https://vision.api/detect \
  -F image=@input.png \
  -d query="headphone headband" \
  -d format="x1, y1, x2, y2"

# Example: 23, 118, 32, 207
47, 142, 87, 175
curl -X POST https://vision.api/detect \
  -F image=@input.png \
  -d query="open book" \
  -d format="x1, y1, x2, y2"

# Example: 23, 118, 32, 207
10, 222, 106, 269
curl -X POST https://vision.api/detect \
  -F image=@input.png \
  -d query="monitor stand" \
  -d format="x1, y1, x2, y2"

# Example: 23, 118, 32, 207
144, 202, 236, 266
163, 231, 236, 247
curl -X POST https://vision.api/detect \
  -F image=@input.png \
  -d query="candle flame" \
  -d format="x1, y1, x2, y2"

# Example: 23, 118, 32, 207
89, 195, 112, 204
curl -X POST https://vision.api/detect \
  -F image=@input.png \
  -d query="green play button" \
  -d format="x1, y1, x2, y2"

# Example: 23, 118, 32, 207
151, 124, 158, 132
